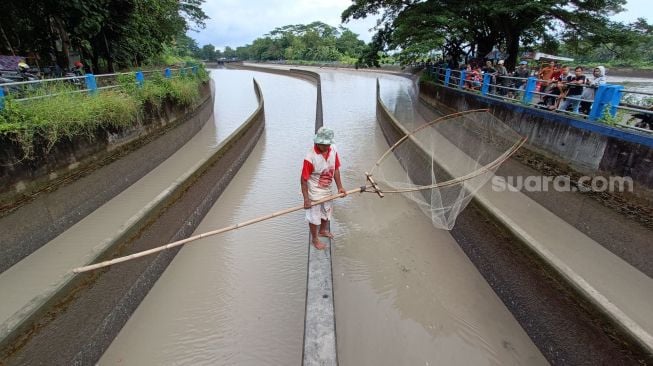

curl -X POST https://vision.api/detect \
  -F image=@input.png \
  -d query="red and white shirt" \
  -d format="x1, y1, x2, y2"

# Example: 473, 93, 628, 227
301, 144, 341, 200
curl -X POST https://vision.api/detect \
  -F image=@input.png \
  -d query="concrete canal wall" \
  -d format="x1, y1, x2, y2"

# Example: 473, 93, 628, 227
0, 83, 213, 273
419, 81, 653, 205
0, 80, 266, 364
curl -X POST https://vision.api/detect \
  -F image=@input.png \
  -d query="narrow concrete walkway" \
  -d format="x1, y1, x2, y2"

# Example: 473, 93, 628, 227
303, 236, 337, 366
0, 117, 221, 343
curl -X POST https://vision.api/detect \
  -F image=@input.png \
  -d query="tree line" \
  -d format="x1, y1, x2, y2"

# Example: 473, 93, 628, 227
341, 0, 653, 69
0, 0, 208, 73
197, 22, 368, 64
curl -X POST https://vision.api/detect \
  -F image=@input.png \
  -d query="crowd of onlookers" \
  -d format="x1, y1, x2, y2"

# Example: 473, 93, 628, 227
433, 59, 609, 116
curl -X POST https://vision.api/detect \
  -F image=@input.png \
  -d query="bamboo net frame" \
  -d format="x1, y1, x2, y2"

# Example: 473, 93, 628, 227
73, 110, 526, 273
369, 109, 527, 193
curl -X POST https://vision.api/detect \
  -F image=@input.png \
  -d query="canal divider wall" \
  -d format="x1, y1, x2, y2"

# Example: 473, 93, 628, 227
376, 82, 653, 361
0, 80, 266, 365
224, 62, 337, 366
419, 80, 653, 206
0, 83, 213, 274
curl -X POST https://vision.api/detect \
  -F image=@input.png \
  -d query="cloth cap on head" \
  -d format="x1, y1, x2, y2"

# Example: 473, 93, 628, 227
519, 60, 528, 65
74, 61, 83, 68
498, 60, 504, 65
314, 127, 335, 145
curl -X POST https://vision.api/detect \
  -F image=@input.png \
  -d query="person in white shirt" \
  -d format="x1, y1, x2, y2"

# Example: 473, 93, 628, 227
300, 127, 347, 250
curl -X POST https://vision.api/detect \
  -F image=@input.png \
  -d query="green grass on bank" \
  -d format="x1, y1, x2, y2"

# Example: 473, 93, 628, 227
0, 66, 209, 159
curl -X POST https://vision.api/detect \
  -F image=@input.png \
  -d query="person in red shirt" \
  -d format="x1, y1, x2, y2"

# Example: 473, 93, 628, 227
300, 127, 347, 250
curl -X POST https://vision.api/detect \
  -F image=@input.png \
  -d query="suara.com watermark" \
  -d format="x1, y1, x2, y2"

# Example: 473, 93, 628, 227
491, 175, 634, 193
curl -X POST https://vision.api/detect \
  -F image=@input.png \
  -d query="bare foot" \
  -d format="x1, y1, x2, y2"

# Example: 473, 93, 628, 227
318, 231, 334, 239
312, 239, 327, 250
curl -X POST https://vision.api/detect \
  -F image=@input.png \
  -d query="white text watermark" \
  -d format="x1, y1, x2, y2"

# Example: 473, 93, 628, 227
491, 175, 633, 193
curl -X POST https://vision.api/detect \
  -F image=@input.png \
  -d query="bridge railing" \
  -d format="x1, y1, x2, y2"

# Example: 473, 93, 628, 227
0, 66, 199, 109
428, 66, 653, 132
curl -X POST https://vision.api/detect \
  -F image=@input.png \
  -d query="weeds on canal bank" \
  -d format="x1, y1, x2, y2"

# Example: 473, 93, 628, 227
117, 67, 208, 109
0, 67, 208, 159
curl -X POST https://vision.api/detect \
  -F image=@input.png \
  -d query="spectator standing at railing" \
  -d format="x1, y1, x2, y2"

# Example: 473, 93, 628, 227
551, 62, 562, 81
542, 64, 569, 102
482, 60, 497, 93
579, 66, 607, 115
482, 60, 496, 74
495, 60, 509, 95
541, 80, 566, 110
470, 64, 483, 90
511, 61, 530, 97
558, 66, 586, 113
513, 61, 530, 85
553, 65, 570, 82
461, 64, 472, 88
538, 62, 554, 83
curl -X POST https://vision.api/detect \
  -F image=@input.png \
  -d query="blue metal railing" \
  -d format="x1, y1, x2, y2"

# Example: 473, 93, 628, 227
0, 66, 199, 110
427, 66, 653, 131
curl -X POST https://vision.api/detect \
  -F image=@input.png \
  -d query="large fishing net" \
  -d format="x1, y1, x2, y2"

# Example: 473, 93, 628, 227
370, 106, 526, 230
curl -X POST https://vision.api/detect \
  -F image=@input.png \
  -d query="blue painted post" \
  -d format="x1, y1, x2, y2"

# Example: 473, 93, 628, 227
481, 73, 492, 95
589, 84, 623, 121
589, 84, 609, 121
459, 70, 467, 89
608, 85, 623, 118
164, 68, 172, 79
85, 73, 97, 95
135, 71, 144, 88
0, 88, 4, 110
444, 68, 451, 86
523, 76, 537, 104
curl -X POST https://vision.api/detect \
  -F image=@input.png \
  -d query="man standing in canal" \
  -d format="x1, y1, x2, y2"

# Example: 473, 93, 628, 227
301, 127, 347, 250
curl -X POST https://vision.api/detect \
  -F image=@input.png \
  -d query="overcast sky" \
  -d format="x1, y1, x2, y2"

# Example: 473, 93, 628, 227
190, 0, 653, 50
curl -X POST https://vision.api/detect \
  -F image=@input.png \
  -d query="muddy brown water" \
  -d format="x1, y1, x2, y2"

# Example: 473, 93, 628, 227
99, 69, 546, 365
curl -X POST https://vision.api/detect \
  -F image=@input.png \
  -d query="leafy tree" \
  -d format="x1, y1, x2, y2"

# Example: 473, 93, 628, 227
176, 34, 201, 59
336, 28, 366, 57
342, 0, 627, 69
200, 44, 216, 61
0, 0, 208, 72
223, 46, 237, 59
235, 22, 367, 63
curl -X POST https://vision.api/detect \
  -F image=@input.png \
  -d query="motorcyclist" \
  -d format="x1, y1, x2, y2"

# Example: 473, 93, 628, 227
17, 61, 38, 81
73, 61, 85, 76
18, 61, 29, 73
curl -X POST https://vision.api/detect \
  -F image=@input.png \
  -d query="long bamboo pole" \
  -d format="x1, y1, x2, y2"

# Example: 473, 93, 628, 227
73, 187, 366, 273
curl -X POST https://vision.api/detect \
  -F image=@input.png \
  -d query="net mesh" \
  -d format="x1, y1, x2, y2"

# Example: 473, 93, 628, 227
370, 109, 525, 230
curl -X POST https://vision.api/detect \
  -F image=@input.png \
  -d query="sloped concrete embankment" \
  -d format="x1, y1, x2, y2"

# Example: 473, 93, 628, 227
376, 83, 653, 364
0, 80, 265, 365
419, 81, 653, 207
0, 83, 213, 274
